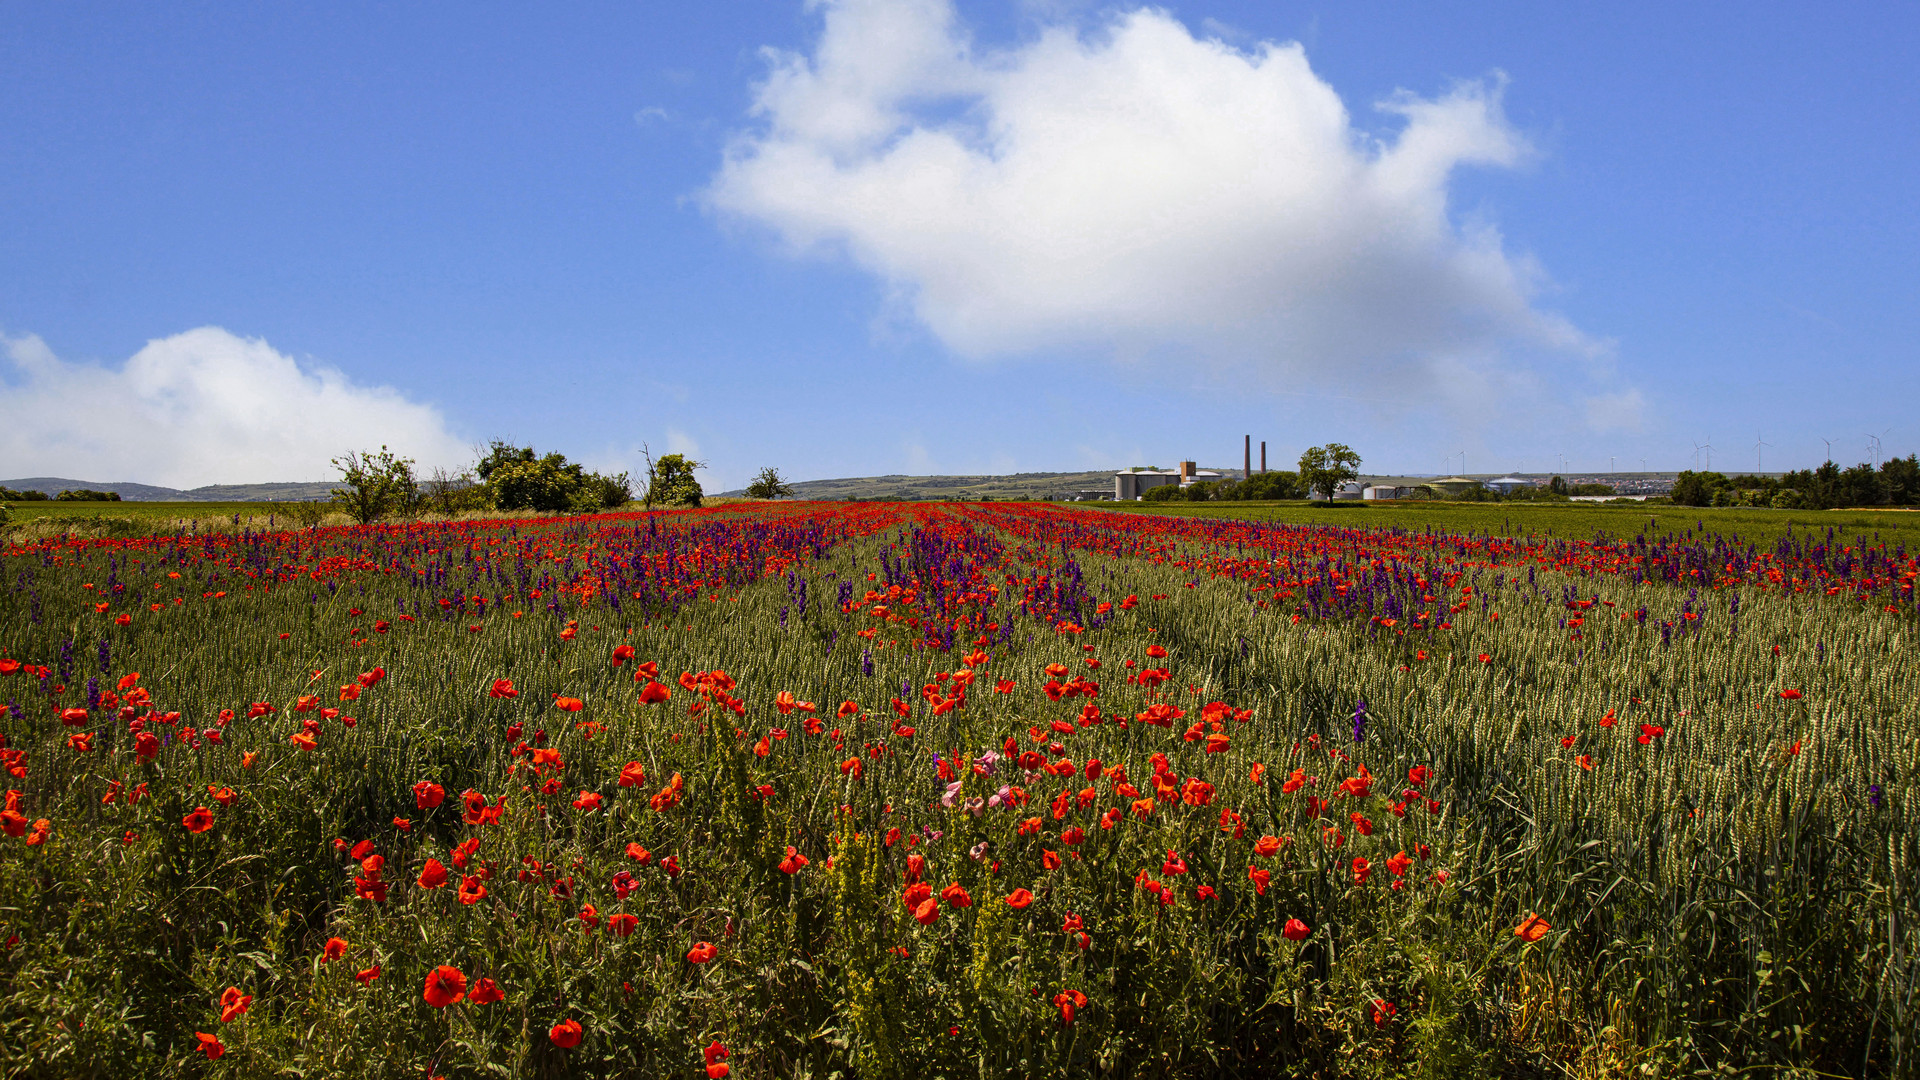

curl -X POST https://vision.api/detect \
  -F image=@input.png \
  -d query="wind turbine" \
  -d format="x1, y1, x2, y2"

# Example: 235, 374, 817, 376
1821, 437, 1833, 464
1869, 428, 1891, 467
1691, 442, 1703, 470
1701, 436, 1714, 472
1755, 431, 1772, 473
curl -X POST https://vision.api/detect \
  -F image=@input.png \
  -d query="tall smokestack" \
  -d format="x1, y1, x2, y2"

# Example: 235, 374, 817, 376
1260, 441, 1266, 473
1244, 435, 1251, 480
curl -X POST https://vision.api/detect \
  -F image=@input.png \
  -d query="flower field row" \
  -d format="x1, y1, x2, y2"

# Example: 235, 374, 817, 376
0, 502, 1912, 1077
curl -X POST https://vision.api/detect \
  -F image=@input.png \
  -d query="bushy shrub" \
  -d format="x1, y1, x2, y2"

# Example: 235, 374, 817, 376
479, 441, 631, 513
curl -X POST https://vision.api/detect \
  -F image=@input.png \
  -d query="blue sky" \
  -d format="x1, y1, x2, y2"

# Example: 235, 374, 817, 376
2, 0, 1915, 489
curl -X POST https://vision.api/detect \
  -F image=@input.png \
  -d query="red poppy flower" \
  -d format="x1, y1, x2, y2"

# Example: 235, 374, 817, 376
413, 781, 445, 809
1351, 857, 1372, 885
182, 806, 215, 833
457, 876, 487, 905
625, 842, 651, 864
323, 937, 349, 962
488, 679, 518, 699
572, 791, 604, 812
469, 977, 504, 1004
418, 858, 449, 889
1051, 989, 1087, 1025
607, 913, 639, 936
1370, 999, 1396, 1026
219, 986, 252, 1022
638, 681, 671, 704
913, 897, 939, 925
553, 696, 584, 713
1779, 688, 1803, 700
704, 1041, 731, 1078
59, 707, 89, 726
1005, 888, 1034, 909
549, 1018, 583, 1048
939, 882, 972, 909
618, 761, 647, 787
423, 965, 466, 1007
1283, 917, 1310, 941
195, 1032, 225, 1060
687, 941, 718, 964
1247, 866, 1272, 895
1386, 851, 1413, 877
1515, 913, 1551, 942
778, 846, 809, 874
355, 965, 381, 986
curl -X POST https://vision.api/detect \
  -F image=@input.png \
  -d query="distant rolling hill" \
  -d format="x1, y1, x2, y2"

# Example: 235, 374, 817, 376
2, 477, 338, 502
719, 471, 1125, 502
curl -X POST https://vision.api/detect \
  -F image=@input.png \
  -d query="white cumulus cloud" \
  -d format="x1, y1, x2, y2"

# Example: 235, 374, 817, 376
709, 0, 1610, 399
0, 326, 469, 487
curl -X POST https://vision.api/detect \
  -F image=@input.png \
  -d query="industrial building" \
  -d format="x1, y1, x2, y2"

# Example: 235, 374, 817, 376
1114, 462, 1222, 500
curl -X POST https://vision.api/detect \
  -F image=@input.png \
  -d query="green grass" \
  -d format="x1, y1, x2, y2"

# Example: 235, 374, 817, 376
1104, 498, 1920, 550
1, 500, 309, 522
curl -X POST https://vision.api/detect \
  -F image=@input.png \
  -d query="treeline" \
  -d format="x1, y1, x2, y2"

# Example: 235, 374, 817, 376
1142, 471, 1308, 502
0, 487, 122, 502
1671, 455, 1920, 508
326, 441, 706, 524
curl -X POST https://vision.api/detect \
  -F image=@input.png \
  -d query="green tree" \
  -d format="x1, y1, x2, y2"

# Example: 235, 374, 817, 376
1881, 453, 1918, 505
644, 453, 705, 508
331, 446, 419, 524
474, 439, 535, 483
744, 467, 796, 500
480, 441, 630, 513
1670, 470, 1729, 507
1230, 470, 1304, 500
1298, 443, 1361, 500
